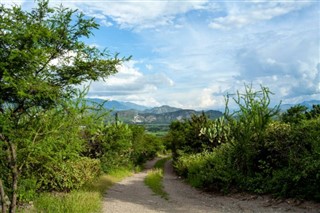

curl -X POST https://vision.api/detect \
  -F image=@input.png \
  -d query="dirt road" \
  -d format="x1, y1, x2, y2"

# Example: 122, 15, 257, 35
103, 159, 320, 213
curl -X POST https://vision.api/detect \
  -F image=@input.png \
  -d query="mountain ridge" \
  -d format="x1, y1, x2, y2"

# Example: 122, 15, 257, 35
116, 108, 223, 124
86, 98, 320, 124
143, 105, 182, 114
86, 98, 149, 111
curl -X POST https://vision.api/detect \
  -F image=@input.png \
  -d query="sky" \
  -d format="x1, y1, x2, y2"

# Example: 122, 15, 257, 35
3, 0, 320, 110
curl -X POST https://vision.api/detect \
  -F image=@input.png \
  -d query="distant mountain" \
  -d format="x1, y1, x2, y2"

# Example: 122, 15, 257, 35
86, 99, 223, 124
280, 100, 320, 111
300, 100, 320, 108
88, 98, 320, 126
86, 98, 149, 111
116, 108, 223, 124
143, 105, 182, 114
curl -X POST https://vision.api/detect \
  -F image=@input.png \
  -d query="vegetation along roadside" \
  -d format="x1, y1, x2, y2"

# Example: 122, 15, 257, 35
167, 84, 320, 202
20, 169, 132, 213
0, 1, 164, 212
1, 0, 319, 212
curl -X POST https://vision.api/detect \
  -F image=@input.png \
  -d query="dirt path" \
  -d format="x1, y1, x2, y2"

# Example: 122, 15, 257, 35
103, 159, 320, 213
102, 158, 172, 213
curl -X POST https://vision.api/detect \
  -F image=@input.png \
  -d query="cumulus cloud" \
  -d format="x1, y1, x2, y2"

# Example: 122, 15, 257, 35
6, 0, 319, 109
59, 0, 210, 30
87, 61, 174, 106
209, 1, 312, 30
234, 25, 319, 104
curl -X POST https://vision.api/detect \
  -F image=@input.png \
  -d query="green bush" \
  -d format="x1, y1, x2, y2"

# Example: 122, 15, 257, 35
81, 118, 134, 173
38, 157, 101, 192
171, 85, 320, 201
167, 113, 215, 161
281, 104, 320, 124
141, 134, 164, 159
281, 105, 308, 124
16, 177, 38, 202
268, 118, 320, 200
99, 123, 133, 173
1, 100, 101, 202
254, 121, 292, 173
130, 125, 164, 165
175, 142, 236, 192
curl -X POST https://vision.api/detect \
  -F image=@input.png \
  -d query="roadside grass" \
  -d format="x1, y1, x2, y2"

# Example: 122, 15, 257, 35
154, 157, 169, 169
84, 167, 133, 194
144, 157, 170, 200
21, 168, 132, 213
31, 191, 101, 213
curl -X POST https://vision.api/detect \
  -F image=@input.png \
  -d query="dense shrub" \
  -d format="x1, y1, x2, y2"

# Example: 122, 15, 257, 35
172, 85, 320, 201
166, 113, 214, 160
175, 143, 236, 192
175, 115, 320, 201
98, 123, 133, 173
281, 104, 320, 124
281, 105, 308, 124
83, 121, 164, 173
0, 98, 107, 203
130, 125, 164, 165
165, 121, 187, 160
268, 118, 320, 200
37, 157, 101, 192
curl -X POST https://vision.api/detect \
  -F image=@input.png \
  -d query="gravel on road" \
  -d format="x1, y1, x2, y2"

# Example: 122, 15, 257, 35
103, 159, 320, 213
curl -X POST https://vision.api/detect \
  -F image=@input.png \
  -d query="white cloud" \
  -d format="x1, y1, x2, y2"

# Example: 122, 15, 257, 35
10, 0, 319, 109
100, 19, 113, 27
58, 0, 210, 30
209, 1, 312, 30
87, 60, 174, 106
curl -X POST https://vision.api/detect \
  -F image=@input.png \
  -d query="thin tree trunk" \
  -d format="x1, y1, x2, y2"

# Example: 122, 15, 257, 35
0, 134, 8, 213
0, 179, 7, 213
8, 142, 18, 213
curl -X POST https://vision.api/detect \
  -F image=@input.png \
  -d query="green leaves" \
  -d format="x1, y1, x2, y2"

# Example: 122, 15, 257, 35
0, 1, 131, 211
0, 0, 128, 114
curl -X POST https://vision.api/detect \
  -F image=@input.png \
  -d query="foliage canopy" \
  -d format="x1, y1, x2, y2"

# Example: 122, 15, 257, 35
0, 1, 128, 212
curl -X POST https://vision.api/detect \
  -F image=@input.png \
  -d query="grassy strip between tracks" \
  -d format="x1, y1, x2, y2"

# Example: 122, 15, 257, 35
144, 157, 170, 200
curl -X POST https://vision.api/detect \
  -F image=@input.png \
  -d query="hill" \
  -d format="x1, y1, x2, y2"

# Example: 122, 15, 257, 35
116, 107, 223, 124
86, 99, 223, 129
86, 98, 149, 111
143, 105, 182, 114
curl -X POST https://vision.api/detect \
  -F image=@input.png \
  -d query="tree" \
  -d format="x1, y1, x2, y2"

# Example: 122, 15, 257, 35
281, 105, 308, 124
0, 1, 128, 212
306, 104, 320, 119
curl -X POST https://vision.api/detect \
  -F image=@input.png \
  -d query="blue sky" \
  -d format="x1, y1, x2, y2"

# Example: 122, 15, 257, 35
4, 0, 320, 110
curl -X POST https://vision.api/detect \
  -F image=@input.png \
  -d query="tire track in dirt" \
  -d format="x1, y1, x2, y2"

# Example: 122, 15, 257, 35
103, 159, 320, 213
163, 159, 320, 213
